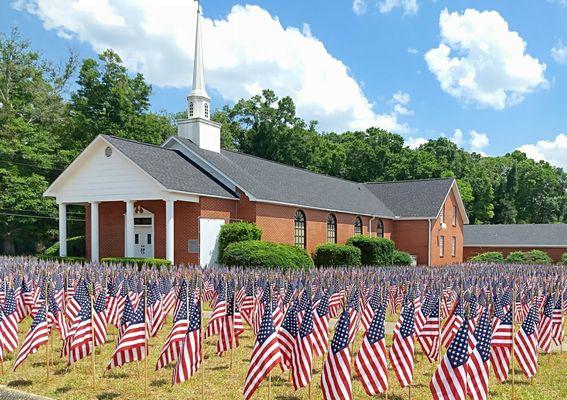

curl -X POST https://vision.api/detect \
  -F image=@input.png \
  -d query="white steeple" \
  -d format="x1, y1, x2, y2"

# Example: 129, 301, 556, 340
177, 0, 221, 152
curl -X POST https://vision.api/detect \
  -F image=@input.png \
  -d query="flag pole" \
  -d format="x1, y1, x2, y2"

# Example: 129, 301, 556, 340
90, 281, 96, 391
200, 276, 205, 400
143, 278, 148, 398
45, 274, 50, 383
511, 283, 516, 400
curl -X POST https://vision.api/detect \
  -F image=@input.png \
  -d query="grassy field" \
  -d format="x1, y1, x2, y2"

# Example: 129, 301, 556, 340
0, 317, 565, 400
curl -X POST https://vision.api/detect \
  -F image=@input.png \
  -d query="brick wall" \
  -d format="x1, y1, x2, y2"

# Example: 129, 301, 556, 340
463, 246, 566, 262
236, 191, 256, 222
429, 189, 464, 266
392, 220, 429, 265
173, 201, 200, 265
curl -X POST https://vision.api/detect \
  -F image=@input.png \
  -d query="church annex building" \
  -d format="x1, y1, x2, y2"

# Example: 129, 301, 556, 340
44, 4, 469, 267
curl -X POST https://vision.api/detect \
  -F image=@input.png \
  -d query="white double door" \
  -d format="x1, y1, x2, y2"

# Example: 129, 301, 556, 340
134, 225, 154, 258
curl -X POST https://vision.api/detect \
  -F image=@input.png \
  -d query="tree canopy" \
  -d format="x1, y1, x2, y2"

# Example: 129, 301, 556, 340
1, 30, 565, 254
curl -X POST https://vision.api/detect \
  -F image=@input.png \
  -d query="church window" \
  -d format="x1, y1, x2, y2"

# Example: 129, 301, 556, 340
327, 214, 337, 243
294, 210, 306, 249
354, 217, 363, 235
189, 102, 194, 117
204, 103, 209, 118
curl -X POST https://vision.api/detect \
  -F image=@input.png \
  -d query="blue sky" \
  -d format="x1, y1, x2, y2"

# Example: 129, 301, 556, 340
3, 0, 567, 168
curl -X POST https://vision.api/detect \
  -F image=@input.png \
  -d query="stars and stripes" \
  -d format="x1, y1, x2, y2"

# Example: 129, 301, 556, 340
538, 294, 554, 353
0, 288, 19, 354
321, 309, 352, 400
312, 291, 331, 358
291, 294, 314, 391
490, 298, 513, 383
466, 310, 492, 400
173, 298, 202, 385
156, 286, 190, 370
390, 301, 415, 388
514, 304, 539, 379
13, 304, 49, 371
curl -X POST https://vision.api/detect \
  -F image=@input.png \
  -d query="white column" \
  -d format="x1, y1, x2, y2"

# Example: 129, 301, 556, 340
90, 202, 100, 263
165, 200, 175, 264
125, 200, 135, 258
58, 203, 67, 257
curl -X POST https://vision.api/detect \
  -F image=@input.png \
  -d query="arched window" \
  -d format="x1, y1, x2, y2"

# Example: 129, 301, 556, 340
204, 103, 209, 118
189, 102, 194, 117
354, 217, 363, 235
294, 210, 306, 248
376, 219, 384, 238
327, 214, 337, 243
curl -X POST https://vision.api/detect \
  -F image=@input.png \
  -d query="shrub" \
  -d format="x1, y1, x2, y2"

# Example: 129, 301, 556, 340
221, 240, 313, 269
43, 235, 86, 257
101, 257, 172, 270
561, 253, 567, 265
313, 243, 361, 267
506, 251, 526, 264
218, 222, 262, 260
392, 250, 413, 266
524, 250, 553, 265
468, 251, 504, 263
36, 255, 86, 263
346, 235, 395, 265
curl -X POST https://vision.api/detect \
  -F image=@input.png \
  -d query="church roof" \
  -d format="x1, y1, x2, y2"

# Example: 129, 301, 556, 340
103, 135, 237, 199
464, 224, 567, 247
365, 178, 455, 219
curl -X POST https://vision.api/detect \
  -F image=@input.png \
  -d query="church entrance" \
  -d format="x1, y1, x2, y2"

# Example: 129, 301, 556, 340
133, 208, 154, 259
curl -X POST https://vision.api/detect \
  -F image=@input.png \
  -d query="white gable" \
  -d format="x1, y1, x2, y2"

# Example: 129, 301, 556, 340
45, 136, 182, 203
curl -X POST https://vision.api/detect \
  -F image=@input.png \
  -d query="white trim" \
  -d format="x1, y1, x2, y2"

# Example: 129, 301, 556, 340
91, 201, 100, 262
59, 204, 67, 257
434, 180, 469, 225
427, 218, 431, 266
463, 244, 567, 248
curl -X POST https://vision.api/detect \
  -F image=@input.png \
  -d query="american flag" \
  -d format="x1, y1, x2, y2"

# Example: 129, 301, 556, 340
0, 288, 19, 353
93, 290, 107, 346
361, 288, 381, 333
321, 309, 352, 400
15, 278, 32, 322
205, 282, 226, 339
466, 310, 492, 400
347, 288, 361, 344
441, 298, 465, 348
47, 290, 67, 341
430, 317, 469, 400
67, 285, 93, 365
240, 283, 255, 326
537, 294, 554, 353
156, 286, 189, 370
390, 301, 415, 388
551, 297, 564, 345
291, 294, 314, 391
243, 299, 281, 400
172, 298, 202, 385
147, 282, 165, 337
13, 304, 49, 371
490, 297, 513, 383
278, 300, 298, 372
514, 304, 539, 379
216, 281, 244, 356
312, 291, 330, 358
355, 304, 388, 396
105, 279, 120, 327
66, 280, 89, 323
107, 296, 147, 370
418, 294, 440, 362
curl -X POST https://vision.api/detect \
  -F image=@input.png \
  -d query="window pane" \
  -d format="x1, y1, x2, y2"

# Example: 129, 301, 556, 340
439, 236, 445, 257
327, 214, 336, 243
376, 219, 384, 238
294, 210, 306, 248
135, 234, 139, 245
354, 217, 362, 235
147, 234, 152, 245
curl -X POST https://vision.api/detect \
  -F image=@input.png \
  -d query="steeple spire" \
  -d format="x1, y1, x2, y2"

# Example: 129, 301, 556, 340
188, 0, 210, 119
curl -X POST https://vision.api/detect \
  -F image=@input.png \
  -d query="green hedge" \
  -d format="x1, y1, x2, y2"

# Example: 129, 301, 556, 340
524, 250, 553, 265
218, 222, 262, 260
36, 255, 86, 263
313, 243, 361, 267
561, 253, 567, 265
468, 251, 504, 263
221, 240, 313, 269
506, 251, 526, 264
392, 250, 413, 266
101, 257, 172, 269
43, 235, 86, 257
346, 235, 395, 265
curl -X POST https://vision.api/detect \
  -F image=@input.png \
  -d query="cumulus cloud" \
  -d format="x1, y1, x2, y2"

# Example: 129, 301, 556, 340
407, 47, 418, 54
469, 130, 489, 154
517, 134, 567, 169
378, 0, 418, 15
406, 136, 428, 149
551, 41, 567, 65
450, 129, 464, 147
352, 0, 367, 15
12, 1, 411, 134
425, 9, 547, 110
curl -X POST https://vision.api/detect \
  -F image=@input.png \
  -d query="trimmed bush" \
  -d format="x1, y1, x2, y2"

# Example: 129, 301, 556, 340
221, 240, 313, 269
43, 235, 86, 257
101, 257, 172, 270
346, 235, 395, 265
561, 253, 567, 265
468, 251, 504, 263
218, 222, 262, 260
313, 243, 361, 267
524, 250, 553, 265
392, 250, 413, 266
36, 255, 86, 263
506, 251, 526, 264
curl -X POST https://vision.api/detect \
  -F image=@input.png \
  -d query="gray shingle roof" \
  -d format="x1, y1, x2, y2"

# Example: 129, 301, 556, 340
103, 135, 236, 199
174, 137, 395, 217
464, 224, 567, 247
364, 178, 455, 218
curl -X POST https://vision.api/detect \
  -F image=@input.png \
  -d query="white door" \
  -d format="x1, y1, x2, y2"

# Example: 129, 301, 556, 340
134, 226, 154, 258
199, 218, 225, 266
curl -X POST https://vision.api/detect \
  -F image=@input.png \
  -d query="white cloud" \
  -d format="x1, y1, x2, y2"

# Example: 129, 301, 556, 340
352, 0, 367, 16
517, 134, 567, 169
551, 41, 567, 65
406, 136, 428, 149
407, 47, 418, 54
425, 9, 547, 110
378, 0, 418, 15
470, 130, 489, 154
450, 129, 464, 147
13, 1, 411, 134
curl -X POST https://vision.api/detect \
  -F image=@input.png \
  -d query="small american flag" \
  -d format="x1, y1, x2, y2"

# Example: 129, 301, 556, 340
355, 304, 388, 396
13, 304, 49, 371
0, 288, 19, 353
466, 310, 492, 400
243, 298, 282, 400
292, 294, 314, 391
537, 294, 554, 353
390, 301, 415, 388
430, 317, 470, 400
490, 297, 513, 383
417, 294, 440, 362
551, 297, 564, 345
514, 304, 539, 379
312, 292, 330, 358
93, 290, 107, 346
107, 296, 147, 370
321, 310, 352, 400
278, 300, 298, 372
173, 298, 202, 384
441, 298, 465, 348
156, 286, 189, 370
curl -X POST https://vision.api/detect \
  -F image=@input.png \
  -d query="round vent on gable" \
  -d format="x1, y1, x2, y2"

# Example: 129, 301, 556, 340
105, 146, 113, 158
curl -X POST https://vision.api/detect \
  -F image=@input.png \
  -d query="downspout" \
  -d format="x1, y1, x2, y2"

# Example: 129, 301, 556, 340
427, 218, 432, 266
369, 216, 376, 237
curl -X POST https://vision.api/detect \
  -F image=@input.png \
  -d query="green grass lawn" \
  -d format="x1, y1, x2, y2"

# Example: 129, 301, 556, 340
0, 317, 565, 399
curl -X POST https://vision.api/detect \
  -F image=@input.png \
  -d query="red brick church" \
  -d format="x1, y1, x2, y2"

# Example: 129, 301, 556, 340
44, 5, 469, 267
